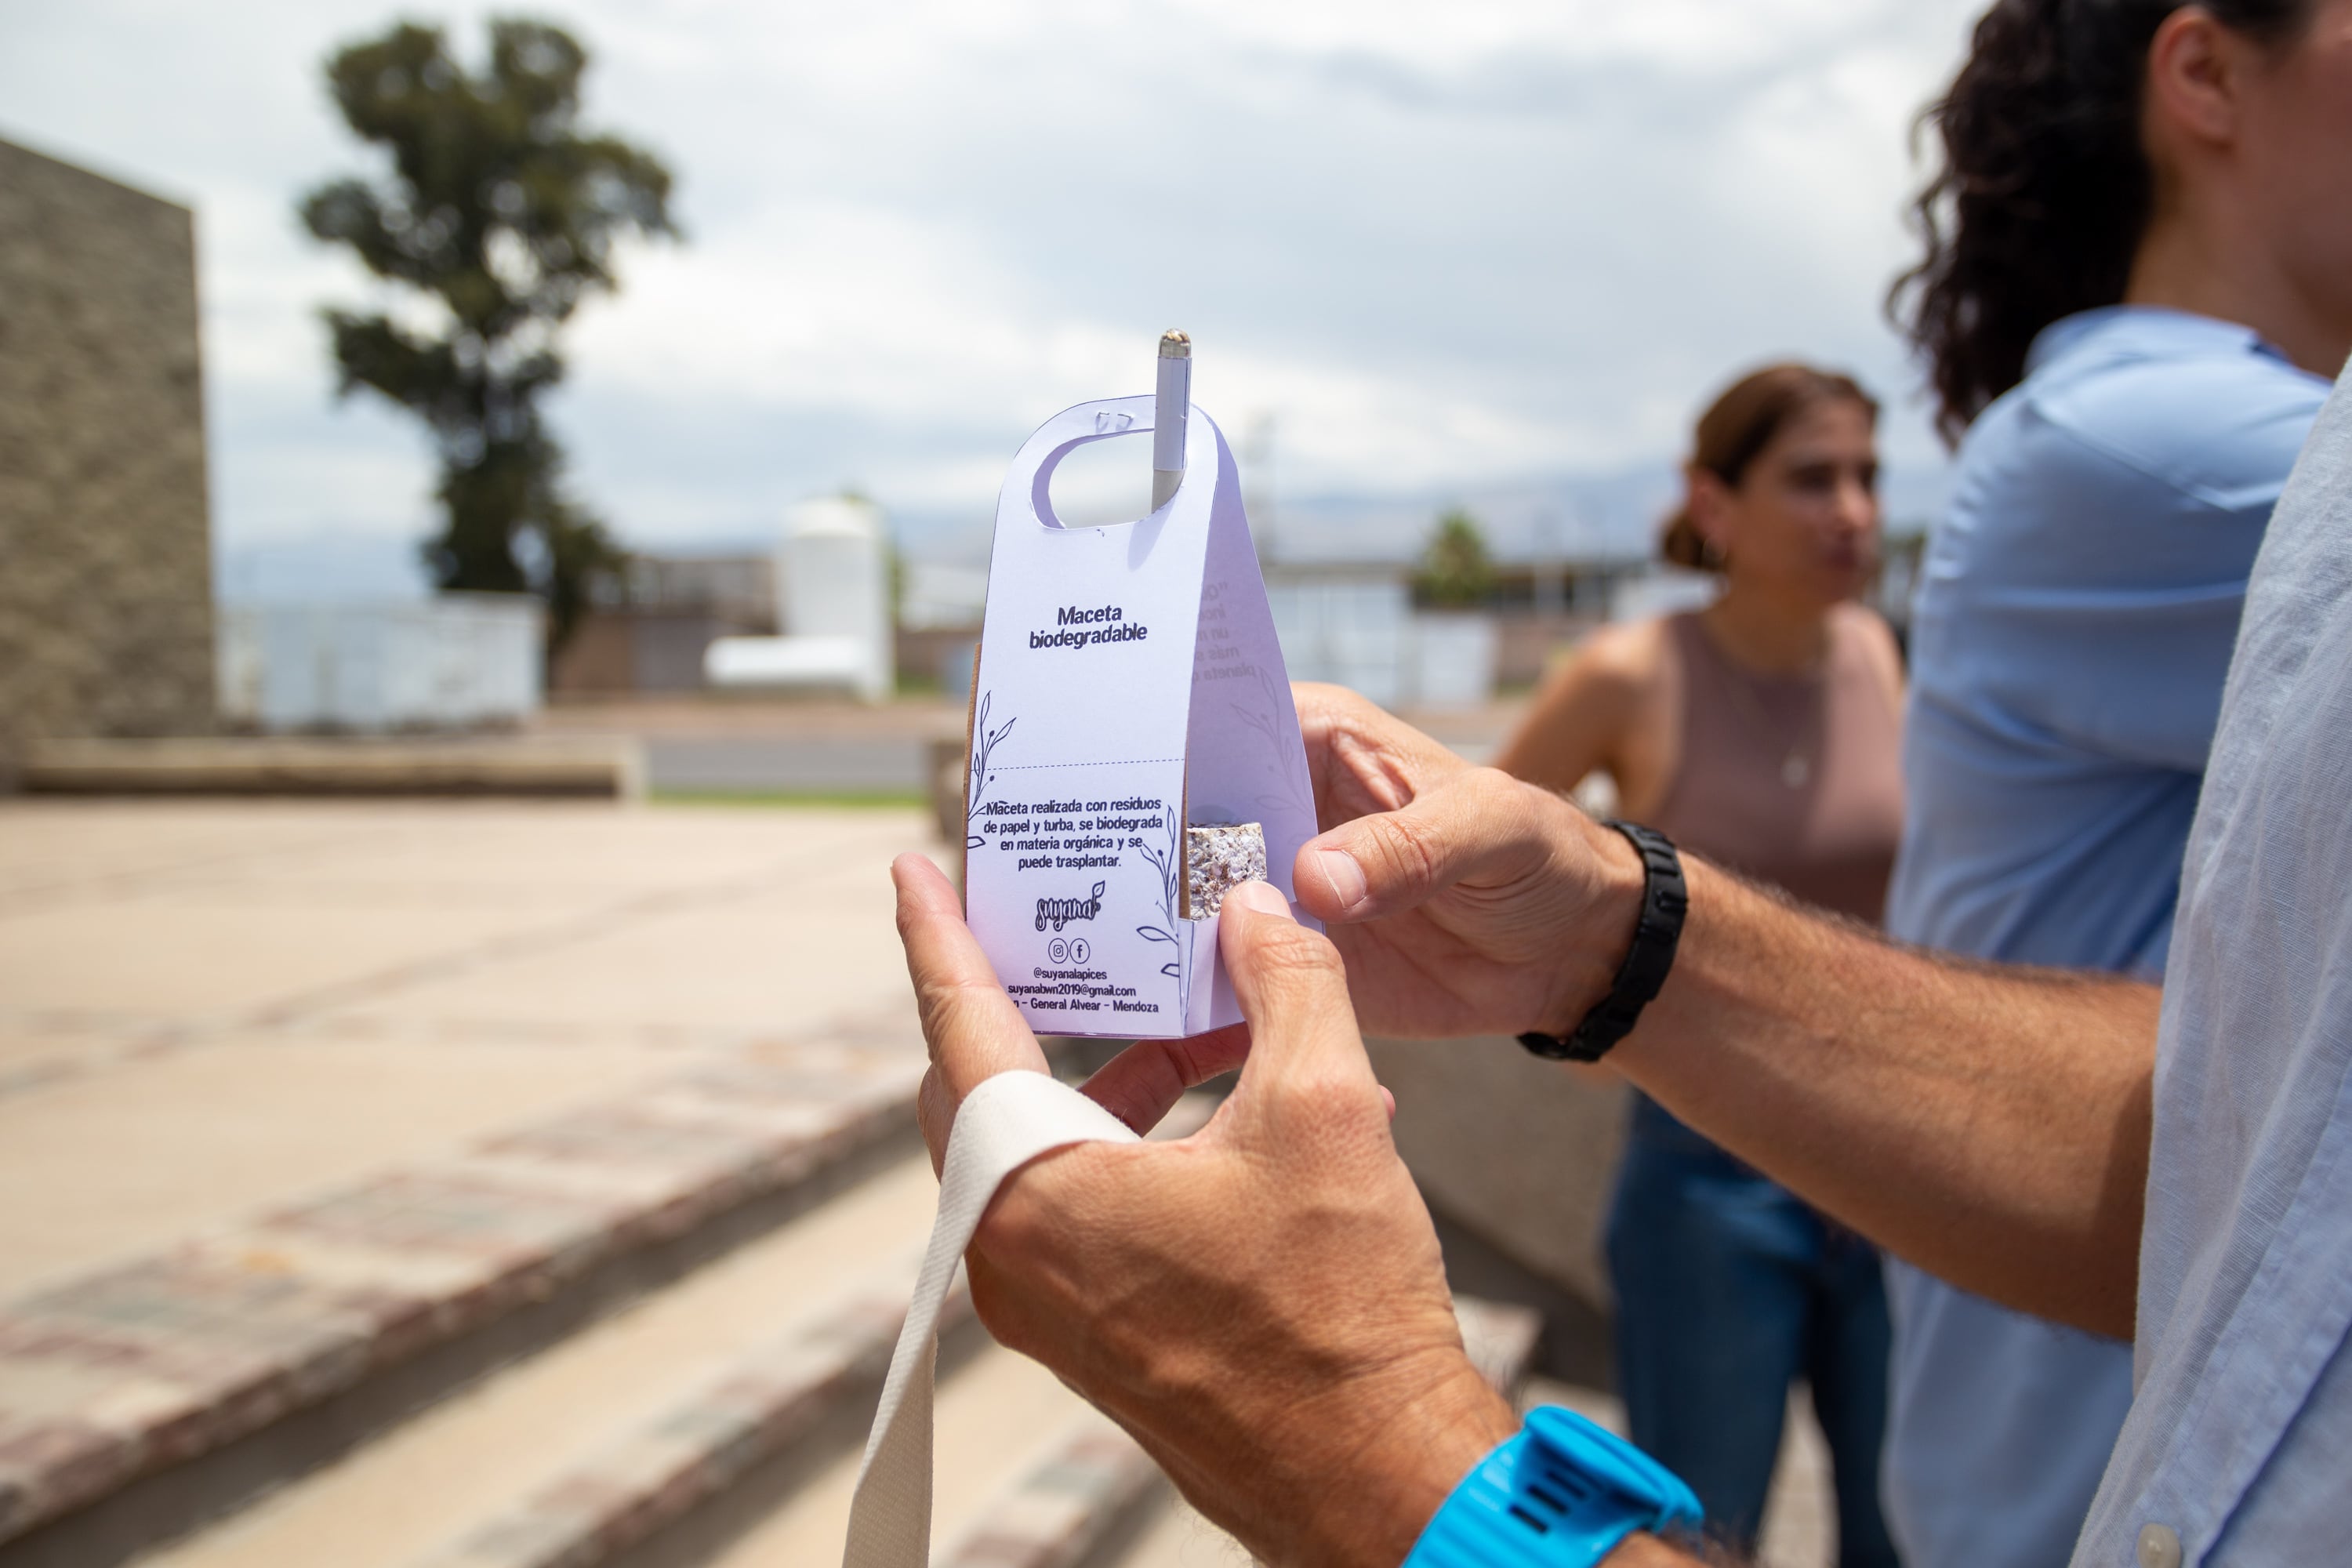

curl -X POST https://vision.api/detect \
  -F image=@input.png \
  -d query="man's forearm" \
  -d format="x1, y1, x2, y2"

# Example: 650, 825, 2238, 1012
1611, 851, 2157, 1338
1297, 745, 2161, 1338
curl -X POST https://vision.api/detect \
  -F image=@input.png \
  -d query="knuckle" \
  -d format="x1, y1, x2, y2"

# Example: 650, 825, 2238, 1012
916, 1067, 952, 1133
1363, 808, 1444, 890
1243, 920, 1346, 985
1464, 764, 1520, 805
1465, 766, 1552, 847
917, 974, 1000, 1040
1463, 764, 1535, 826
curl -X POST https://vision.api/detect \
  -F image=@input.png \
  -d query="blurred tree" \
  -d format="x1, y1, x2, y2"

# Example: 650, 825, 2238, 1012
299, 18, 677, 653
1414, 508, 1497, 609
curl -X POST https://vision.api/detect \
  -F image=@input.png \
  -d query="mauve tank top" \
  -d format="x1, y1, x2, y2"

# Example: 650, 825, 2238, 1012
1649, 611, 1905, 925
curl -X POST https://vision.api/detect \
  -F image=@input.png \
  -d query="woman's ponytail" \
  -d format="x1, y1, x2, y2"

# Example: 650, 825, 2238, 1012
1891, 0, 2311, 445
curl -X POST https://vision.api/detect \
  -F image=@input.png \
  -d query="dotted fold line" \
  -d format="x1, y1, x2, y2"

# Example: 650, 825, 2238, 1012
986, 759, 1183, 770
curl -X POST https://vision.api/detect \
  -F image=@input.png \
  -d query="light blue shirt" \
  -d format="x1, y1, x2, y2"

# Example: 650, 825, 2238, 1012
2075, 354, 2352, 1564
1881, 307, 2328, 1568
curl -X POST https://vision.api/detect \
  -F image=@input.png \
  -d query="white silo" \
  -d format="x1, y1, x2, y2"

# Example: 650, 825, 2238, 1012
705, 494, 895, 702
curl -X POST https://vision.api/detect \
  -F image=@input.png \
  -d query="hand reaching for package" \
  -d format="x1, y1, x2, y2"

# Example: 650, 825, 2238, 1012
1290, 682, 1646, 1043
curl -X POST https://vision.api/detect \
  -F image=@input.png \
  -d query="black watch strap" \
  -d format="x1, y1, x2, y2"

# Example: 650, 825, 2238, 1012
1518, 821, 1686, 1064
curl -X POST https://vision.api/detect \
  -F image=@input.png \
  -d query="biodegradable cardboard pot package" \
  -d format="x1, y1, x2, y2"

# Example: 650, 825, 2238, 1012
962, 393, 1317, 1039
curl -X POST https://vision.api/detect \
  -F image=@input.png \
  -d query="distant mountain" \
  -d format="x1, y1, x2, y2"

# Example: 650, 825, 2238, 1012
1256, 459, 1950, 567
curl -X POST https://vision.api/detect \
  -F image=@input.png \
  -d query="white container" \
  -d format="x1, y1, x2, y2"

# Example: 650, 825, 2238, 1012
227, 594, 543, 732
1405, 613, 1499, 710
704, 634, 871, 690
707, 495, 896, 702
1266, 576, 1410, 709
1609, 568, 1719, 626
216, 607, 263, 725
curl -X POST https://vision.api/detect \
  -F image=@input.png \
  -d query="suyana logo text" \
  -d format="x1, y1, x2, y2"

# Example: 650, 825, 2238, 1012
1036, 881, 1107, 932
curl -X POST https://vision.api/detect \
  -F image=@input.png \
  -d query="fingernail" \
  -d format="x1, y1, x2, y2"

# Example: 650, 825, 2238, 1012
1224, 879, 1294, 920
1312, 848, 1368, 913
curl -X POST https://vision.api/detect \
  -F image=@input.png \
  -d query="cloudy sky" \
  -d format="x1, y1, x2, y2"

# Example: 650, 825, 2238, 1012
3, 0, 1987, 581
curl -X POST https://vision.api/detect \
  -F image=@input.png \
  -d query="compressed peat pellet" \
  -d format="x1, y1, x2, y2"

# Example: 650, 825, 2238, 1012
1184, 822, 1268, 918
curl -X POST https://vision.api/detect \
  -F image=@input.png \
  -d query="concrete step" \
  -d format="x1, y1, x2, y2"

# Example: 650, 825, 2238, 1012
705, 1339, 1103, 1568
931, 1413, 1165, 1568
131, 1154, 954, 1568
387, 1095, 1222, 1568
118, 1091, 1261, 1568
364, 1283, 1530, 1568
21, 739, 645, 801
5, 987, 1543, 1568
0, 1027, 934, 1568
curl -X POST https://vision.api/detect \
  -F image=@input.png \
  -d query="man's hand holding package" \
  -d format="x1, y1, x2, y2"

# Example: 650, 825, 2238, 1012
891, 853, 1515, 1568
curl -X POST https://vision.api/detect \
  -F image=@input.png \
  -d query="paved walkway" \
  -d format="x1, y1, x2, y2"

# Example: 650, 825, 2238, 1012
0, 797, 1830, 1568
0, 799, 935, 1301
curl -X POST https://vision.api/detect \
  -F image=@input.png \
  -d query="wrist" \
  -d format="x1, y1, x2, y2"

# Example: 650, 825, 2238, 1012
1538, 808, 1649, 1037
1305, 1359, 1516, 1567
1404, 1406, 1705, 1568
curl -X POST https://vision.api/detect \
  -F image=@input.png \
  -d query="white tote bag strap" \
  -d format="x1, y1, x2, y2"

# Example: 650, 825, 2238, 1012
840, 1070, 1142, 1568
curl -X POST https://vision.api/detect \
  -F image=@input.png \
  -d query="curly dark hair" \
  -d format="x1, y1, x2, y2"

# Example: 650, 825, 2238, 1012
1890, 0, 2314, 446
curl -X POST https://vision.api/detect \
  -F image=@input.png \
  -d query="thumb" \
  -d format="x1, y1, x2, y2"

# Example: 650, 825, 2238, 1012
1216, 880, 1381, 1105
1294, 766, 1551, 924
891, 853, 1051, 1172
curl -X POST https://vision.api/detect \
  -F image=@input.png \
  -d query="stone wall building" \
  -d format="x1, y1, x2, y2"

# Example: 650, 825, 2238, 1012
0, 137, 215, 783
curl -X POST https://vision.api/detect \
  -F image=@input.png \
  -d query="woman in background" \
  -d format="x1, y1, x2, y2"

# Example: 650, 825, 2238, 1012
1497, 365, 1904, 1567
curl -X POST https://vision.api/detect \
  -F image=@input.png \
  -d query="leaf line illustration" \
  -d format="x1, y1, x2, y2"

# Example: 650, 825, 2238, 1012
964, 691, 1017, 851
1133, 809, 1192, 1009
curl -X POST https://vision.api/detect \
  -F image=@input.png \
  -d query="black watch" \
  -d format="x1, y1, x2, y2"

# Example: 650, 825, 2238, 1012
1518, 821, 1686, 1064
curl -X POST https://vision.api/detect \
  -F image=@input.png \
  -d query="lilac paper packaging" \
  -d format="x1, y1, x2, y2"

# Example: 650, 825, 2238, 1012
961, 394, 1318, 1040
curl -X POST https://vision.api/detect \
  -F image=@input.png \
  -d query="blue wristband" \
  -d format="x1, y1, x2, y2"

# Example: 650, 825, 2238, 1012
1403, 1407, 1704, 1568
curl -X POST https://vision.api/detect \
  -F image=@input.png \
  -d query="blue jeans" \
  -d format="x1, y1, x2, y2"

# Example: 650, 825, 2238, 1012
1606, 1094, 1900, 1566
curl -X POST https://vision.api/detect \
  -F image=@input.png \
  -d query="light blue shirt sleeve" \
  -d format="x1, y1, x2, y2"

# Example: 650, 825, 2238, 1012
1911, 313, 2321, 774
1893, 312, 2327, 981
